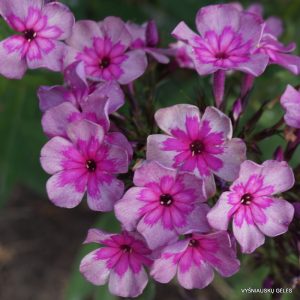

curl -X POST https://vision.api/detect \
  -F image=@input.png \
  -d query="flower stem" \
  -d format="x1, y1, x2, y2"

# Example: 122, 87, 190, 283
213, 70, 226, 108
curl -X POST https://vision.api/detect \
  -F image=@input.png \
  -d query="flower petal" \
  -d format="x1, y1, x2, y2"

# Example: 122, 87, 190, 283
115, 187, 145, 231
108, 268, 148, 298
80, 249, 110, 285
38, 85, 68, 112
232, 217, 265, 253
118, 49, 147, 84
256, 198, 294, 237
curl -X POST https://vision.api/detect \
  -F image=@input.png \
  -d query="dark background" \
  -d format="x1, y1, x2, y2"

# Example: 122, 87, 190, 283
0, 0, 300, 299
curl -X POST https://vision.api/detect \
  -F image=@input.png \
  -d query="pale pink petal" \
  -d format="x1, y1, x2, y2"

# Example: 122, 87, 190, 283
87, 176, 124, 212
195, 4, 241, 36
66, 120, 105, 146
80, 249, 110, 285
214, 138, 246, 181
99, 16, 132, 49
201, 106, 232, 139
41, 102, 80, 138
232, 217, 265, 253
261, 160, 295, 194
66, 20, 102, 50
207, 192, 233, 230
118, 49, 147, 84
42, 2, 75, 40
133, 160, 176, 187
0, 0, 43, 22
46, 171, 87, 208
114, 187, 145, 231
0, 37, 27, 79
108, 268, 148, 298
40, 136, 80, 174
154, 104, 200, 135
233, 53, 269, 76
177, 262, 214, 289
38, 85, 68, 112
256, 198, 294, 237
150, 256, 177, 283
137, 218, 178, 250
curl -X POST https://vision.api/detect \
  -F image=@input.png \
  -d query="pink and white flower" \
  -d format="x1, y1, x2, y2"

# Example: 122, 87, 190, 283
147, 105, 246, 197
115, 161, 210, 249
151, 231, 240, 289
40, 120, 129, 211
172, 4, 268, 77
126, 20, 170, 64
38, 61, 124, 113
64, 16, 147, 84
280, 85, 300, 129
0, 0, 75, 79
80, 229, 153, 298
207, 160, 295, 253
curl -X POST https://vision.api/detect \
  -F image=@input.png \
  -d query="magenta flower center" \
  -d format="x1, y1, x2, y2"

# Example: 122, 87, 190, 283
189, 140, 204, 155
159, 194, 173, 206
188, 239, 199, 247
23, 29, 37, 42
240, 193, 253, 205
86, 159, 97, 172
215, 52, 229, 60
99, 57, 111, 69
120, 244, 132, 253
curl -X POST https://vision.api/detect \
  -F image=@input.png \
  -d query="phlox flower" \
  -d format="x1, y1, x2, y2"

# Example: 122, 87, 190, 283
147, 104, 246, 197
115, 161, 210, 249
169, 41, 195, 69
151, 231, 240, 289
207, 160, 295, 253
172, 4, 268, 77
0, 0, 74, 78
64, 16, 147, 84
80, 229, 153, 298
40, 120, 129, 211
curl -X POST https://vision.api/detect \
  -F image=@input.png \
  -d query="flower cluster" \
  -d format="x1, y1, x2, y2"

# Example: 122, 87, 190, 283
0, 1, 299, 298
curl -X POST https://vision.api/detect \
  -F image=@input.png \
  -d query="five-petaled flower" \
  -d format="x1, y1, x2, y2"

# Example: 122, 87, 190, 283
147, 104, 246, 197
40, 120, 129, 211
207, 160, 295, 253
80, 229, 153, 298
115, 160, 210, 249
64, 16, 147, 84
0, 0, 75, 79
172, 4, 269, 77
151, 231, 240, 289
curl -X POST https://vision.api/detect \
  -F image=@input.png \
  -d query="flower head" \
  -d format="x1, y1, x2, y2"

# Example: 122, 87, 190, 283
172, 4, 268, 76
64, 17, 148, 84
280, 85, 300, 129
147, 104, 246, 196
0, 0, 75, 78
151, 231, 240, 289
40, 120, 129, 211
80, 229, 153, 298
207, 160, 295, 253
115, 161, 210, 249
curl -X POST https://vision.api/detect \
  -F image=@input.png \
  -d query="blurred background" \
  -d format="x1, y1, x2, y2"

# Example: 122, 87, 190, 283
0, 0, 300, 299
